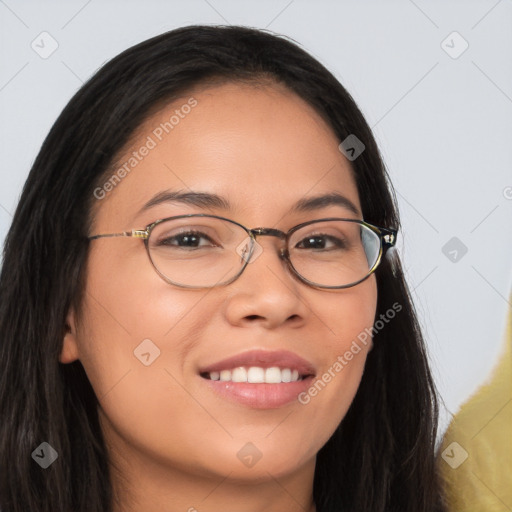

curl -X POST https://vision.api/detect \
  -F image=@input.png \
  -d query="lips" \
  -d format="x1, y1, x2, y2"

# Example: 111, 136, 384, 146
198, 350, 317, 408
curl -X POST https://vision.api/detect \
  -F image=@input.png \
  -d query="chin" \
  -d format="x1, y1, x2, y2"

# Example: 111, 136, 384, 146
196, 440, 316, 482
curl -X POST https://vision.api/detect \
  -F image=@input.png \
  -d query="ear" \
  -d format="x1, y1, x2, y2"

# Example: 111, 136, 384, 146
60, 307, 80, 364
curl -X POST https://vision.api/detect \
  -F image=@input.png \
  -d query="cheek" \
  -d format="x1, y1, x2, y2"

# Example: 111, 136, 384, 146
74, 255, 217, 471
315, 275, 377, 357
297, 276, 377, 441
81, 238, 210, 343
74, 244, 209, 403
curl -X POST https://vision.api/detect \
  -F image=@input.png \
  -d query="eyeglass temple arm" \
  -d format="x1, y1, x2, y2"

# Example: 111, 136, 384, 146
88, 230, 149, 240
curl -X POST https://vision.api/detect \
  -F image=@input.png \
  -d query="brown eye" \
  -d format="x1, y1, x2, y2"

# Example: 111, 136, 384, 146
295, 234, 348, 250
156, 230, 218, 249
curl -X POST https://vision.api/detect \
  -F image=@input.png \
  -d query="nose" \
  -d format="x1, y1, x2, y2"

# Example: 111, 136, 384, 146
223, 235, 309, 329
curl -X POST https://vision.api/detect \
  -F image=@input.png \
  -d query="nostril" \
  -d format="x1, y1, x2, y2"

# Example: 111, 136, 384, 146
246, 314, 263, 321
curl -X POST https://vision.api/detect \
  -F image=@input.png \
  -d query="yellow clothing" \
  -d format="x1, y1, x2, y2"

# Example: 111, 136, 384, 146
440, 303, 512, 511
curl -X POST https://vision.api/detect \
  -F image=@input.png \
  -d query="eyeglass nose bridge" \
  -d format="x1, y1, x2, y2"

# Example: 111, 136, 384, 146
248, 227, 289, 261
250, 227, 286, 238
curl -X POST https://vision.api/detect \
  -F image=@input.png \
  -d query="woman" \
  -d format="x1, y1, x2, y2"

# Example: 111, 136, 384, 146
0, 25, 445, 511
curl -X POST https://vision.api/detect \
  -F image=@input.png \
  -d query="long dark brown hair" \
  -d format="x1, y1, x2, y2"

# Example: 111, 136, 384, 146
0, 25, 445, 512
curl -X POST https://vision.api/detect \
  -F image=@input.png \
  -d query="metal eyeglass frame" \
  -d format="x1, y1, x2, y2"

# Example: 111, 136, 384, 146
88, 213, 398, 290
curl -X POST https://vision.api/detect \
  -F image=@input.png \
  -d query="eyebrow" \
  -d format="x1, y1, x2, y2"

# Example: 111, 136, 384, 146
138, 190, 361, 217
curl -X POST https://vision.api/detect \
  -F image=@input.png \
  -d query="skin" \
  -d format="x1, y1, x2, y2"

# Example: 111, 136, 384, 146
60, 81, 378, 512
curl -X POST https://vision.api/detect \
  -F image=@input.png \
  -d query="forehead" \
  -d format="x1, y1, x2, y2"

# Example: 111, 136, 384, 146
94, 82, 361, 228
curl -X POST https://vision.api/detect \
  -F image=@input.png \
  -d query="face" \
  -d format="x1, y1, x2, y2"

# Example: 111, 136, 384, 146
61, 81, 377, 492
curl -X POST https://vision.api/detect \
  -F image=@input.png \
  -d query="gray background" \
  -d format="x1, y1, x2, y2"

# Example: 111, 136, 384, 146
1, 0, 511, 434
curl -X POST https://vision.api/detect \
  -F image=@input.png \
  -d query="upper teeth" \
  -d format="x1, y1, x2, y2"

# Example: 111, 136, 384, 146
207, 367, 301, 383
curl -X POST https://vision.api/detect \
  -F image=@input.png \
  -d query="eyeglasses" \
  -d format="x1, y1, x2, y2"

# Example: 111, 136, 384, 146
88, 214, 397, 289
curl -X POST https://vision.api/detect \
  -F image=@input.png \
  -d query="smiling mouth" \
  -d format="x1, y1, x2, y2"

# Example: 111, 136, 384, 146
198, 350, 317, 408
200, 366, 312, 383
